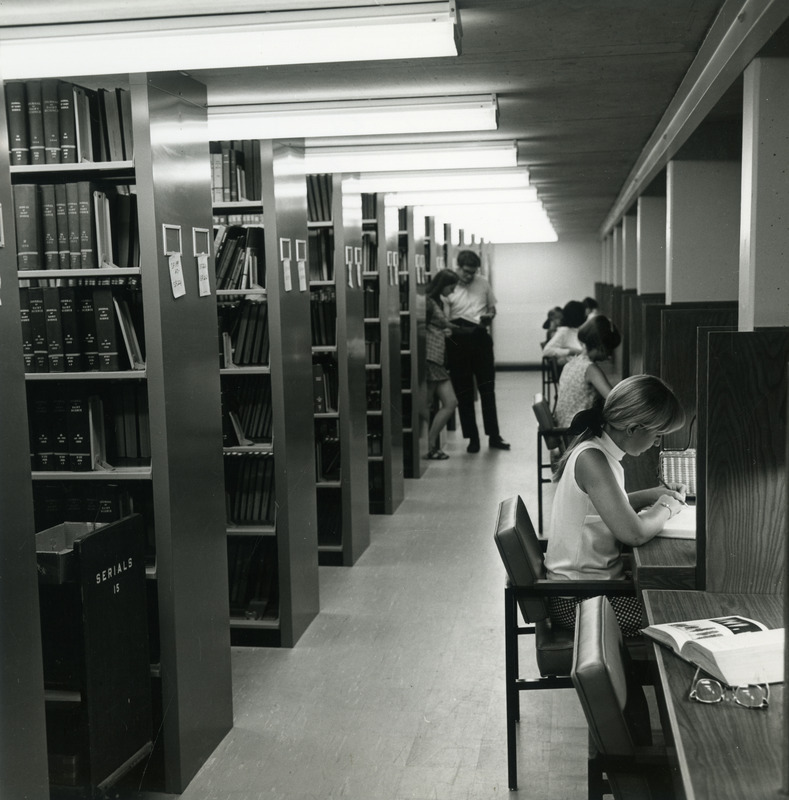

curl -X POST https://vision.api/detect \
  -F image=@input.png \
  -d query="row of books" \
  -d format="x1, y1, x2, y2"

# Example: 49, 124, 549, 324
367, 432, 383, 457
308, 227, 334, 282
33, 482, 139, 535
210, 140, 262, 202
363, 284, 380, 317
14, 182, 139, 271
224, 455, 276, 525
28, 384, 150, 473
214, 225, 266, 290
365, 370, 382, 411
316, 492, 342, 547
361, 235, 378, 273
365, 340, 381, 365
310, 288, 338, 347
221, 377, 273, 447
400, 317, 411, 350
6, 79, 133, 166
307, 173, 333, 222
219, 300, 270, 367
315, 421, 341, 482
21, 285, 144, 373
312, 361, 339, 413
361, 193, 378, 220
213, 212, 264, 226
227, 537, 279, 620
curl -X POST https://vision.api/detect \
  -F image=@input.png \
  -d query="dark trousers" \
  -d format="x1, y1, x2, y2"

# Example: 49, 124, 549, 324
446, 323, 500, 440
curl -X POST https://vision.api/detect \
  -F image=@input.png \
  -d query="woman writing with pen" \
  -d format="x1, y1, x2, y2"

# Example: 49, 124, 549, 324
544, 374, 687, 637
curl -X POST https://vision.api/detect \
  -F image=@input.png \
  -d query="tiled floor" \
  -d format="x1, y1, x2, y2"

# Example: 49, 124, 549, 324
121, 370, 588, 800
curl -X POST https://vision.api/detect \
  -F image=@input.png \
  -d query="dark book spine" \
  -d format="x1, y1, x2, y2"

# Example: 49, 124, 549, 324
59, 287, 83, 372
25, 79, 45, 165
30, 396, 55, 470
41, 79, 61, 164
93, 287, 120, 370
13, 184, 41, 270
42, 286, 65, 372
66, 394, 92, 471
57, 80, 77, 164
77, 181, 97, 268
77, 288, 99, 370
65, 182, 81, 268
5, 81, 29, 165
39, 183, 59, 270
117, 87, 134, 161
19, 288, 35, 372
51, 396, 70, 471
54, 183, 70, 269
99, 88, 124, 161
27, 286, 49, 372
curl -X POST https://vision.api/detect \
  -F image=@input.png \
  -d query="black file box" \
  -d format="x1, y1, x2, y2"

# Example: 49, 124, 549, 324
35, 514, 152, 792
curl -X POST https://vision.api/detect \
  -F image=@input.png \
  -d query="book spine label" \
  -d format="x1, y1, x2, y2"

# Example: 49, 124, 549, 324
39, 184, 59, 269
77, 288, 99, 370
41, 79, 61, 164
58, 80, 77, 164
77, 181, 97, 269
13, 184, 41, 270
19, 287, 35, 372
93, 288, 120, 371
5, 81, 29, 165
25, 80, 45, 165
66, 395, 91, 471
65, 182, 81, 268
59, 287, 83, 372
54, 183, 70, 269
42, 286, 65, 372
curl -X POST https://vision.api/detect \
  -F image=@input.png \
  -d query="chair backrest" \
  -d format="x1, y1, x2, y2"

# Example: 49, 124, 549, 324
572, 597, 656, 798
494, 496, 549, 623
532, 393, 566, 452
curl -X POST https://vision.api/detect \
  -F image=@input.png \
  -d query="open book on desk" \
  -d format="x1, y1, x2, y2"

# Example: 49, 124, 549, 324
654, 504, 695, 539
641, 615, 785, 686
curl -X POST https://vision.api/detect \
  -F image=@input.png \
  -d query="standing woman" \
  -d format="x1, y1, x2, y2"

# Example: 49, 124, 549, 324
424, 269, 459, 459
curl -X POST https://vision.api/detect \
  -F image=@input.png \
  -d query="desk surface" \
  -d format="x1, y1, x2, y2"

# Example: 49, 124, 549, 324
642, 590, 785, 800
633, 537, 696, 592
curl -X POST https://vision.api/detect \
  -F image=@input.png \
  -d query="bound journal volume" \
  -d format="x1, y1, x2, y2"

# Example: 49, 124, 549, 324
641, 615, 784, 686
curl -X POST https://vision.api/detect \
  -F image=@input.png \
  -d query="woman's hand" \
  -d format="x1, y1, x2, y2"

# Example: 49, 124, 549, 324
655, 492, 684, 520
660, 482, 687, 504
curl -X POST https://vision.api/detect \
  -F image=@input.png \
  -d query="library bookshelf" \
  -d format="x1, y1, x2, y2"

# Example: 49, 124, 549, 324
362, 193, 405, 515
212, 139, 320, 645
397, 205, 429, 478
308, 173, 370, 565
1, 73, 233, 795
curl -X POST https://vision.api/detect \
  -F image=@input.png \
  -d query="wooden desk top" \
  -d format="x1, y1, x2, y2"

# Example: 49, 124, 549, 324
642, 590, 785, 800
633, 537, 696, 592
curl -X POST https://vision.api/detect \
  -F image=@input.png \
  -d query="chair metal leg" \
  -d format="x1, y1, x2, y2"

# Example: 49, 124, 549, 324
504, 586, 520, 790
536, 436, 544, 534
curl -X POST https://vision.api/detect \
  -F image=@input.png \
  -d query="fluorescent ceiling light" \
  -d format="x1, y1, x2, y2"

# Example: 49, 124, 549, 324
305, 141, 518, 173
347, 167, 530, 193
0, 2, 460, 79
415, 202, 558, 244
208, 95, 497, 140
385, 187, 538, 206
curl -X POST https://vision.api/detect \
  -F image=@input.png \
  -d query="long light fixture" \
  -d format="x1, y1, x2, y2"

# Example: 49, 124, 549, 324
415, 203, 558, 244
0, 2, 460, 79
305, 141, 518, 174
348, 167, 530, 193
207, 94, 497, 140
385, 187, 538, 206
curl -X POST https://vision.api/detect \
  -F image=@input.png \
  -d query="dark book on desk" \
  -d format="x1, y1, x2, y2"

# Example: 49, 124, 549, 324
641, 615, 784, 686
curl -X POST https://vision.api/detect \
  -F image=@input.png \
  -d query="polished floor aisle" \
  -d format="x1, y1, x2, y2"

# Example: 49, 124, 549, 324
170, 371, 586, 799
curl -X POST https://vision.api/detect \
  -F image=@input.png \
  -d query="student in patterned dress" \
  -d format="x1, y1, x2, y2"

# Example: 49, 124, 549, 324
545, 375, 687, 636
424, 269, 459, 460
554, 314, 621, 428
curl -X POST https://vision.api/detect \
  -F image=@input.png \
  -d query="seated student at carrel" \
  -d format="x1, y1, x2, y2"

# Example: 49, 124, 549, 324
542, 299, 586, 366
554, 314, 621, 428
544, 375, 686, 637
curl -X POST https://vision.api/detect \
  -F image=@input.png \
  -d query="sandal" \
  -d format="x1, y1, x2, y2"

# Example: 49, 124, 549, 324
427, 448, 449, 460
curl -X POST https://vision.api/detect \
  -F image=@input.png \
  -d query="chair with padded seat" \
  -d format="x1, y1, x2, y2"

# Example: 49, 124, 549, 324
572, 596, 676, 800
494, 495, 644, 791
532, 392, 572, 532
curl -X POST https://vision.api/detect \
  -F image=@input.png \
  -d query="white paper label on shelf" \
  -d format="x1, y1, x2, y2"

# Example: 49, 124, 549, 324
168, 252, 186, 298
296, 239, 308, 291
280, 237, 293, 292
197, 253, 211, 296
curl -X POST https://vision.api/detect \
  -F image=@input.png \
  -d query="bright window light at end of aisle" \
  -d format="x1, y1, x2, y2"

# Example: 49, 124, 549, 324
207, 95, 498, 140
0, 3, 460, 79
304, 142, 518, 174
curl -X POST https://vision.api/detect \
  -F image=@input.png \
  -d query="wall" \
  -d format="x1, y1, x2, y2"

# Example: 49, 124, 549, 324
488, 237, 601, 367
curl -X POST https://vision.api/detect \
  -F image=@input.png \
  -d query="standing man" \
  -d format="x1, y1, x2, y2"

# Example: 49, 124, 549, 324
444, 250, 510, 453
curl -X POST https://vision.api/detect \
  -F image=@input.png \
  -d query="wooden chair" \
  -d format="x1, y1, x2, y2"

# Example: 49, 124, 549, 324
541, 355, 561, 410
572, 596, 675, 800
494, 496, 642, 791
532, 393, 572, 532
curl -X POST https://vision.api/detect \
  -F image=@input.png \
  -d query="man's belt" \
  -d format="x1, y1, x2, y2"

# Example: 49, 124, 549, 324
450, 318, 479, 329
